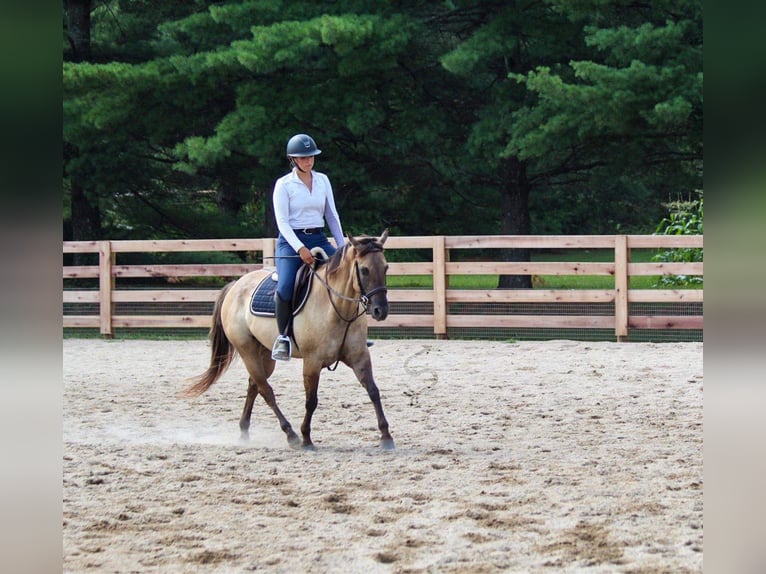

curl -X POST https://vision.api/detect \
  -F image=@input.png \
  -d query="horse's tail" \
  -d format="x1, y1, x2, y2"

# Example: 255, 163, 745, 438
181, 281, 236, 397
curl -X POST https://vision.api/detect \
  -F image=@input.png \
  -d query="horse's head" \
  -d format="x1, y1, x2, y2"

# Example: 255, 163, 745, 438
348, 229, 390, 321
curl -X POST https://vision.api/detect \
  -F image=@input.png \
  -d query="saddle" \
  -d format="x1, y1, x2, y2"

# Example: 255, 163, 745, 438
249, 247, 329, 317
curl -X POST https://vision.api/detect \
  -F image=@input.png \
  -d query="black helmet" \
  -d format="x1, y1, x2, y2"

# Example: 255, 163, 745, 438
286, 134, 321, 157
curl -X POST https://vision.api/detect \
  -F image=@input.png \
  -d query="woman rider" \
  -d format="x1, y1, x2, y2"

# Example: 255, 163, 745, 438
270, 133, 346, 361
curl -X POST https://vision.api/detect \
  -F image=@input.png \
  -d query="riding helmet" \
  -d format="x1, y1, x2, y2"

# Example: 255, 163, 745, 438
286, 134, 322, 157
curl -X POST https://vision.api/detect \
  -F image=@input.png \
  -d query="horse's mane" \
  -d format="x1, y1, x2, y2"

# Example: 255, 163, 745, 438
325, 236, 384, 276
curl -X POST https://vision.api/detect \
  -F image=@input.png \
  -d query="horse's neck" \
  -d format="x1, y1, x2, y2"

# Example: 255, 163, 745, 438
314, 258, 359, 315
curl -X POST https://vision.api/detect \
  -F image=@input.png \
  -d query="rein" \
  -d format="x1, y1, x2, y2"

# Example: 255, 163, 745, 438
309, 246, 388, 371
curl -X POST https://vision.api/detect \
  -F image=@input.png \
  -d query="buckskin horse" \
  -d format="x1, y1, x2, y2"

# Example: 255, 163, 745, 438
183, 230, 394, 450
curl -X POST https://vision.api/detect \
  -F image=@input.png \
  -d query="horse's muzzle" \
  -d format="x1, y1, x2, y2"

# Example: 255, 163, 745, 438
364, 285, 389, 321
369, 298, 389, 321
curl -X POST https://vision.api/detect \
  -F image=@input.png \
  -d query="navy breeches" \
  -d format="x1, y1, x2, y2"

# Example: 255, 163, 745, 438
275, 232, 337, 301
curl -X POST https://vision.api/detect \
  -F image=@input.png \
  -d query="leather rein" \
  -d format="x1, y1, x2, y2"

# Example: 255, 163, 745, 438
309, 245, 387, 370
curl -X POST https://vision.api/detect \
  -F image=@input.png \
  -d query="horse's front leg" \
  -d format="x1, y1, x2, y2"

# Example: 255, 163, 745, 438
301, 369, 320, 450
350, 356, 394, 450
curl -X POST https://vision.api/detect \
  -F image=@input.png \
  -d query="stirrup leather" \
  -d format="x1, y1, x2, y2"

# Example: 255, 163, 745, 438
271, 335, 291, 361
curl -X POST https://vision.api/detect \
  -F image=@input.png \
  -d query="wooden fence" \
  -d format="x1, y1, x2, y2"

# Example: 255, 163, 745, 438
63, 235, 703, 341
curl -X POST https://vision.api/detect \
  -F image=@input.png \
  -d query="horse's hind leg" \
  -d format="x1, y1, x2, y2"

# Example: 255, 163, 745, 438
239, 377, 259, 440
256, 378, 301, 448
240, 344, 301, 448
300, 370, 320, 450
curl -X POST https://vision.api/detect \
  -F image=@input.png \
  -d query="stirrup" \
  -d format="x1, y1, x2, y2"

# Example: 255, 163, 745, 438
271, 336, 291, 361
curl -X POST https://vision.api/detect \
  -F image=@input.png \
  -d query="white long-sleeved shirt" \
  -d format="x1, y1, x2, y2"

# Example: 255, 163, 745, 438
272, 168, 345, 252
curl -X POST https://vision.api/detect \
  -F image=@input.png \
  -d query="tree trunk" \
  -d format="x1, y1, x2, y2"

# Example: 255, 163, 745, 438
70, 180, 102, 266
65, 0, 92, 62
263, 189, 277, 238
65, 0, 100, 266
497, 157, 532, 289
216, 179, 248, 218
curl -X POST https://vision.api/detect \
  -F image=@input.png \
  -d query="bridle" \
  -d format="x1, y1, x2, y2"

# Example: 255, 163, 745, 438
309, 243, 388, 370
354, 259, 389, 309
310, 251, 388, 322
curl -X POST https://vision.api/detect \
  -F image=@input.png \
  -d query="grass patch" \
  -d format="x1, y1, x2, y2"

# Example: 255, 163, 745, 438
386, 249, 701, 290
63, 328, 209, 340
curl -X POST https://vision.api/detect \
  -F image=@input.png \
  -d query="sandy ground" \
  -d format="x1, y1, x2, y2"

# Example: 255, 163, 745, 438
63, 338, 703, 573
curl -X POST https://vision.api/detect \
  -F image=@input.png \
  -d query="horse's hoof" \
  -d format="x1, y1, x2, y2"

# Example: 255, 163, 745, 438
380, 438, 395, 450
239, 431, 250, 442
287, 433, 302, 449
302, 443, 317, 452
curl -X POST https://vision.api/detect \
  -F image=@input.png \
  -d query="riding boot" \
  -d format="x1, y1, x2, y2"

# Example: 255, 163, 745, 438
271, 295, 292, 361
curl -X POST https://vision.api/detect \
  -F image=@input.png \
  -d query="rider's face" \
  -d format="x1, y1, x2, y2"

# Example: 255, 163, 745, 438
292, 156, 315, 171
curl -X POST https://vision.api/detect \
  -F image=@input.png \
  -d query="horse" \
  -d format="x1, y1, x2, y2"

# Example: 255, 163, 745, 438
183, 230, 394, 450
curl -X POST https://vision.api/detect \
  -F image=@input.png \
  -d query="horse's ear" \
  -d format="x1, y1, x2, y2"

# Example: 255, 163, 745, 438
378, 229, 389, 245
347, 232, 360, 248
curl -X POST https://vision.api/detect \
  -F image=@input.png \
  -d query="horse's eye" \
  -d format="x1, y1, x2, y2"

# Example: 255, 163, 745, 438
360, 267, 370, 277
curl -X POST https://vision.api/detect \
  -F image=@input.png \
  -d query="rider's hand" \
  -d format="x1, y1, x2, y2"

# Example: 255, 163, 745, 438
298, 246, 315, 265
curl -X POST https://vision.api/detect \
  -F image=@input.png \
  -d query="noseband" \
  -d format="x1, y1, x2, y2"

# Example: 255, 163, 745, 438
354, 260, 388, 310
311, 243, 387, 320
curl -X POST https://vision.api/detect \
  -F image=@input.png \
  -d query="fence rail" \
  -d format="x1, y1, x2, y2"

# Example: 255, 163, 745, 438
63, 235, 703, 340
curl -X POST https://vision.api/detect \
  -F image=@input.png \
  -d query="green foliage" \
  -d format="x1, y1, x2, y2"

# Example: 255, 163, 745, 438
505, 0, 702, 233
63, 0, 703, 243
652, 190, 703, 287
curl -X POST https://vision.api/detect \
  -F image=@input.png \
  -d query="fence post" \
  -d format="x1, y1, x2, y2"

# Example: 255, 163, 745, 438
262, 238, 276, 265
433, 235, 448, 339
99, 241, 115, 338
614, 234, 629, 341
